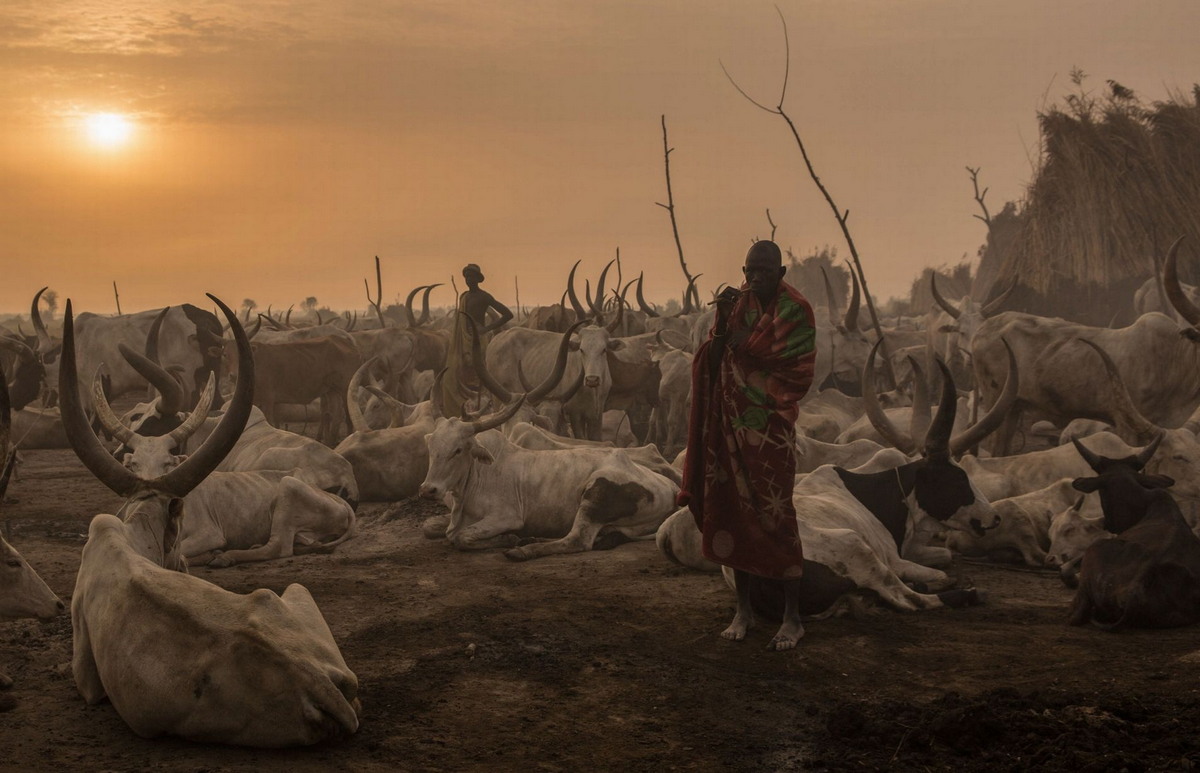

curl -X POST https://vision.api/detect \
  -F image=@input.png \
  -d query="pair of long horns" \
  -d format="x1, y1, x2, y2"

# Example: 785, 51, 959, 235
820, 265, 861, 333
930, 274, 1017, 320
59, 294, 255, 499
467, 314, 584, 406
403, 284, 443, 328
862, 337, 1018, 457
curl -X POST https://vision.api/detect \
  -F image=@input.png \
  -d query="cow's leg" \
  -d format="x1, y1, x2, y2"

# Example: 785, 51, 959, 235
448, 510, 525, 550
71, 611, 106, 705
503, 519, 603, 561
179, 523, 228, 567
815, 530, 947, 611
890, 556, 953, 591
208, 480, 325, 567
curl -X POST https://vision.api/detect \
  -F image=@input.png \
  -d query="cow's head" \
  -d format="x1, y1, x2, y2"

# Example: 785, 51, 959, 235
571, 324, 622, 390
419, 395, 526, 502
866, 348, 1015, 536
59, 295, 254, 571
1046, 496, 1106, 570
1071, 434, 1174, 534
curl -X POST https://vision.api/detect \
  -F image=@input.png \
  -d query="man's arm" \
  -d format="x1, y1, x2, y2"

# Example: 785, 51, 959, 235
483, 295, 514, 334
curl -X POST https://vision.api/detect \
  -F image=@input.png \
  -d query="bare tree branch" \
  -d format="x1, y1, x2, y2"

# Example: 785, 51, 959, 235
112, 281, 122, 316
966, 166, 993, 229
657, 115, 699, 309
766, 209, 777, 241
724, 10, 897, 388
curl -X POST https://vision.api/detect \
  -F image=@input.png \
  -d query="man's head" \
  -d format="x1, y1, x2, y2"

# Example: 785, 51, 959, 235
463, 264, 484, 286
743, 240, 786, 303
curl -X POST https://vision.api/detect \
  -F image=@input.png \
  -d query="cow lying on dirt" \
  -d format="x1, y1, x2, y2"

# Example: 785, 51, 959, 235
61, 296, 360, 746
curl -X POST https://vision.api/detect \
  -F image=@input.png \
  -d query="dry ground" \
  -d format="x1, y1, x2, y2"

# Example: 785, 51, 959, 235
3, 448, 1200, 772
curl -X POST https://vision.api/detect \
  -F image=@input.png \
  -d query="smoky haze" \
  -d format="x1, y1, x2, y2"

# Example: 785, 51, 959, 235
0, 0, 1197, 314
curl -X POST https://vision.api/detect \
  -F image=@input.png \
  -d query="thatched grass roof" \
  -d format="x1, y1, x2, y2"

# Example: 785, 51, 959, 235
974, 82, 1200, 325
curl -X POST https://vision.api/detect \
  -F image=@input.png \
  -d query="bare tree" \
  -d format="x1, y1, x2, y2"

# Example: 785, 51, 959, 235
655, 115, 700, 309
966, 167, 992, 230
303, 296, 318, 312
364, 256, 385, 328
722, 8, 896, 387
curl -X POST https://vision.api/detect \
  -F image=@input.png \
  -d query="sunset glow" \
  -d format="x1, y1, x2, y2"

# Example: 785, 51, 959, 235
83, 112, 133, 149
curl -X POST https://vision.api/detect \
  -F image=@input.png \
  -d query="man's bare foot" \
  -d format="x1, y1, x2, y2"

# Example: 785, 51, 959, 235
720, 614, 752, 641
768, 619, 805, 651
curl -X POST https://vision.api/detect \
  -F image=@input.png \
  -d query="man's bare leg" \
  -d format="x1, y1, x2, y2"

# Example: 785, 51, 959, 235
769, 578, 805, 651
721, 569, 755, 641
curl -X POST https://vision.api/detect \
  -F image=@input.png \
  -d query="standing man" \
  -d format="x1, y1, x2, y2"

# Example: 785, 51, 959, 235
443, 263, 514, 417
679, 240, 817, 651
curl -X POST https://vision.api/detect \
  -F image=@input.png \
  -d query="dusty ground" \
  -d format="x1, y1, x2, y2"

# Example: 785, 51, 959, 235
3, 448, 1200, 772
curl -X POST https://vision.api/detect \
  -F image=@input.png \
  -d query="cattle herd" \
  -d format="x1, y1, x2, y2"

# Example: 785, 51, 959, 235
3, 247, 1200, 751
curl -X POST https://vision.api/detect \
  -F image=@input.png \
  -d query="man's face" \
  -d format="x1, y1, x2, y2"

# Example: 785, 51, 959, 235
464, 270, 483, 286
743, 253, 784, 301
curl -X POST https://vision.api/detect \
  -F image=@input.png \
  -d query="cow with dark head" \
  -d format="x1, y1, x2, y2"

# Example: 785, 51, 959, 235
1066, 435, 1200, 630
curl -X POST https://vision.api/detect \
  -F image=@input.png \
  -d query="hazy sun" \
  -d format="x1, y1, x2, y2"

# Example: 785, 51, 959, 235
84, 113, 134, 149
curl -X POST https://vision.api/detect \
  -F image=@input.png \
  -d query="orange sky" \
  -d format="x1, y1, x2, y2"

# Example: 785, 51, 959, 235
2, 0, 1199, 316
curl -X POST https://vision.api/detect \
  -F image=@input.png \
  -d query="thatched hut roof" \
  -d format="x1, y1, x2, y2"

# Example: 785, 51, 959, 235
974, 83, 1200, 326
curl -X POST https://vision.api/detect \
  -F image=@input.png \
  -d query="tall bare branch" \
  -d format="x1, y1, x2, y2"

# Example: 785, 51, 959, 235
721, 7, 897, 388
364, 255, 386, 328
966, 166, 992, 229
112, 281, 122, 316
655, 115, 699, 309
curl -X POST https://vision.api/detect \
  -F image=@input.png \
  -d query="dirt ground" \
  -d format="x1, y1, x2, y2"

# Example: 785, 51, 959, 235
3, 448, 1200, 772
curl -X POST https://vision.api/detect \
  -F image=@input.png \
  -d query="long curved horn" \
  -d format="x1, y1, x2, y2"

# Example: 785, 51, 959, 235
248, 316, 263, 339
862, 339, 915, 454
923, 356, 959, 458
284, 305, 294, 327
346, 356, 379, 433
157, 294, 254, 498
907, 355, 931, 449
1162, 236, 1199, 327
348, 310, 358, 332
1134, 432, 1165, 469
604, 289, 625, 334
567, 261, 589, 318
1073, 337, 1161, 444
0, 334, 36, 363
470, 394, 526, 434
145, 307, 169, 365
528, 319, 586, 404
930, 273, 962, 320
679, 274, 702, 316
463, 313, 513, 403
166, 373, 216, 447
59, 301, 141, 496
820, 266, 842, 328
429, 368, 446, 419
584, 279, 595, 321
30, 287, 53, 355
516, 359, 533, 391
120, 343, 185, 416
90, 372, 136, 446
843, 263, 861, 332
1071, 436, 1105, 471
636, 273, 659, 317
981, 277, 1018, 317
949, 338, 1019, 456
591, 259, 615, 318
419, 284, 443, 326
404, 285, 425, 328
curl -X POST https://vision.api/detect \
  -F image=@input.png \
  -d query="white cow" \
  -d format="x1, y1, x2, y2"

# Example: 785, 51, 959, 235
60, 295, 360, 747
419, 398, 679, 559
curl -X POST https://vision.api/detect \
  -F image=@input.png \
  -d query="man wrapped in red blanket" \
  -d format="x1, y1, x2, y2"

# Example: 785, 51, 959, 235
679, 240, 817, 650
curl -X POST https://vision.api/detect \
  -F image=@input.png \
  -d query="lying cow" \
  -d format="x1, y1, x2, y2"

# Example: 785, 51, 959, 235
419, 397, 679, 559
60, 295, 360, 746
91, 379, 356, 568
1067, 435, 1200, 629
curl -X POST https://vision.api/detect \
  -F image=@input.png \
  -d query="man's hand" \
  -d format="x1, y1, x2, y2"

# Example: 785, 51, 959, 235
714, 287, 741, 324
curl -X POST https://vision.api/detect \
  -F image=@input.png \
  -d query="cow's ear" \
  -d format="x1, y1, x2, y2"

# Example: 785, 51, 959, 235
1072, 477, 1102, 493
568, 340, 580, 352
1136, 473, 1175, 489
121, 453, 135, 469
170, 454, 188, 469
608, 339, 625, 351
470, 442, 494, 464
